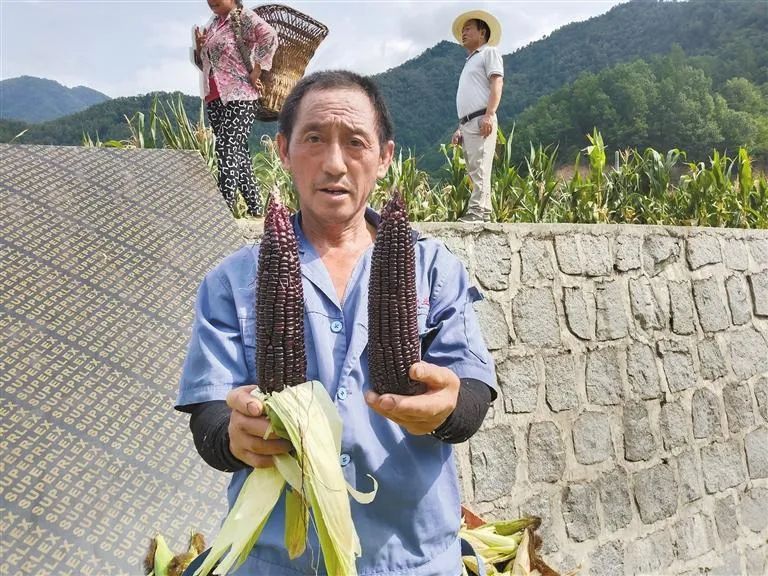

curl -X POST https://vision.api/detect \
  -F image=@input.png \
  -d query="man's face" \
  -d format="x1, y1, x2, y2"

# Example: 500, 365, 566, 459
461, 20, 485, 50
276, 87, 394, 227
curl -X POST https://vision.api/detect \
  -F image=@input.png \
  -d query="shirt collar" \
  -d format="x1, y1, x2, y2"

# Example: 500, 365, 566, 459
291, 206, 418, 255
466, 43, 489, 60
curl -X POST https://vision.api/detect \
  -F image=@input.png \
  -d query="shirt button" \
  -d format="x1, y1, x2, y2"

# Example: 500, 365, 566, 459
337, 388, 348, 400
330, 320, 343, 333
340, 454, 351, 467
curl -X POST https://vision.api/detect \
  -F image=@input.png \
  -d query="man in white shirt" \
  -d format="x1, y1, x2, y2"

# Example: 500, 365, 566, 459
451, 10, 504, 223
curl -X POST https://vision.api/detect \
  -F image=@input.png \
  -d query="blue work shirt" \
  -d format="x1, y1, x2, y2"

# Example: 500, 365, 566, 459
176, 209, 497, 575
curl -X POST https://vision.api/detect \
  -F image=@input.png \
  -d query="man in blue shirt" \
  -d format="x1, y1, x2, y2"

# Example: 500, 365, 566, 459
177, 70, 497, 575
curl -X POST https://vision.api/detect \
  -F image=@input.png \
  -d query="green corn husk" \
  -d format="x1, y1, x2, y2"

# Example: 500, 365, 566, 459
194, 381, 377, 576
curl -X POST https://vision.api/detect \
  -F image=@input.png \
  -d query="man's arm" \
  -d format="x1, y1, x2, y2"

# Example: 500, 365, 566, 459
479, 74, 503, 138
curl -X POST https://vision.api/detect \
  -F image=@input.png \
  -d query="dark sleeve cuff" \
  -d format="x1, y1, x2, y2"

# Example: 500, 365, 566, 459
188, 401, 247, 473
430, 378, 494, 444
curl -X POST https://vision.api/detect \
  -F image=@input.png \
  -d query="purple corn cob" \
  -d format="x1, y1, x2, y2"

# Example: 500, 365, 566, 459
368, 190, 424, 395
256, 194, 306, 392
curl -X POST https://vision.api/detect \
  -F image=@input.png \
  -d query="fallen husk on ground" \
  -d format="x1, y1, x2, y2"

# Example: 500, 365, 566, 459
460, 515, 563, 576
144, 533, 206, 576
194, 381, 377, 576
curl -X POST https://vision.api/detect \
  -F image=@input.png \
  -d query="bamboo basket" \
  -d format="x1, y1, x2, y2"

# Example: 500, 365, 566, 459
254, 4, 329, 121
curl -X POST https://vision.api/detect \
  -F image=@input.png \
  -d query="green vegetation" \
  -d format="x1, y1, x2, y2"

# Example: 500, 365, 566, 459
512, 47, 768, 165
92, 94, 767, 229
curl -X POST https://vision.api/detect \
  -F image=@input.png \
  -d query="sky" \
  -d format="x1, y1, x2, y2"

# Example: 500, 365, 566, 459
1, 0, 624, 99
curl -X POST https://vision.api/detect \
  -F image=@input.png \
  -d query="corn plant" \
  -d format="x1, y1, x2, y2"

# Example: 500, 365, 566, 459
492, 127, 524, 222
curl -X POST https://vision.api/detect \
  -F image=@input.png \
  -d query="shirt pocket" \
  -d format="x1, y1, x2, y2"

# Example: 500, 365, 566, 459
238, 315, 257, 382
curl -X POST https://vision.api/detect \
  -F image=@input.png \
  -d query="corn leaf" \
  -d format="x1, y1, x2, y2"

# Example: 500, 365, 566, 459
153, 534, 174, 576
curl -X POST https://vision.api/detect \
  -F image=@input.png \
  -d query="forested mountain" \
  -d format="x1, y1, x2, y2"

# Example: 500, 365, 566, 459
2, 0, 766, 166
0, 92, 281, 147
0, 76, 110, 123
373, 0, 768, 168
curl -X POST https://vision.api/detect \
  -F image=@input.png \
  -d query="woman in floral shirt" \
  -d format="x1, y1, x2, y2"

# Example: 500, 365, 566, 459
194, 0, 277, 217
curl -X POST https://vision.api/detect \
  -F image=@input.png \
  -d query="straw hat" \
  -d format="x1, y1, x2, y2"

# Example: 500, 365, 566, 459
452, 10, 501, 47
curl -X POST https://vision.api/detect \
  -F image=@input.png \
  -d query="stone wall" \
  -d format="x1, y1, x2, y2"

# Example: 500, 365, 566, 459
414, 223, 768, 576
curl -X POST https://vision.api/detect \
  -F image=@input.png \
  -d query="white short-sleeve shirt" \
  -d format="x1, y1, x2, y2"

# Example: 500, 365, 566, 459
456, 44, 504, 119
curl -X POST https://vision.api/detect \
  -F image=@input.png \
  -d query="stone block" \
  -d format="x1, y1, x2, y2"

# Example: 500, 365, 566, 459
756, 376, 768, 422
701, 439, 747, 493
749, 238, 768, 269
726, 274, 752, 325
624, 529, 674, 576
660, 400, 689, 450
595, 280, 629, 340
627, 342, 662, 400
573, 411, 613, 465
563, 286, 595, 340
692, 388, 722, 440
672, 512, 715, 561
512, 287, 561, 346
739, 486, 768, 533
614, 235, 642, 272
623, 401, 656, 462
723, 381, 754, 433
708, 549, 742, 576
439, 232, 471, 268
746, 543, 768, 576
633, 462, 678, 524
722, 237, 749, 270
697, 337, 727, 381
729, 328, 768, 380
589, 540, 623, 576
469, 425, 517, 502
687, 234, 722, 269
658, 339, 696, 393
643, 234, 680, 276
598, 468, 633, 531
587, 346, 624, 405
562, 482, 599, 542
497, 356, 538, 413
693, 276, 730, 332
668, 280, 696, 335
474, 297, 510, 350
745, 426, 768, 479
544, 353, 580, 412
554, 235, 581, 275
519, 492, 558, 554
749, 271, 768, 316
676, 449, 702, 503
527, 421, 565, 483
581, 235, 613, 276
475, 231, 512, 290
629, 276, 666, 331
713, 494, 739, 545
520, 238, 554, 284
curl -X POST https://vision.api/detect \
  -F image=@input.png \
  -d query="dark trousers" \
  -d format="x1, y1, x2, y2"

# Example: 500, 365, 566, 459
206, 98, 262, 216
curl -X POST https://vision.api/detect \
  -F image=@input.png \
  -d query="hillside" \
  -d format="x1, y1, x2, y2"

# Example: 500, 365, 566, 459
0, 76, 110, 123
2, 0, 766, 165
0, 91, 281, 148
374, 0, 768, 168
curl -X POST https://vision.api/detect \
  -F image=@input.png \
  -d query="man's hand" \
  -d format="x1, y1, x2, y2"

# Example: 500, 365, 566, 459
365, 362, 460, 436
451, 128, 463, 146
480, 113, 495, 138
227, 385, 292, 468
194, 26, 208, 52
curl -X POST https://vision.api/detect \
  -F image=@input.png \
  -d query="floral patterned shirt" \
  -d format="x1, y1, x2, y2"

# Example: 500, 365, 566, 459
200, 8, 278, 104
